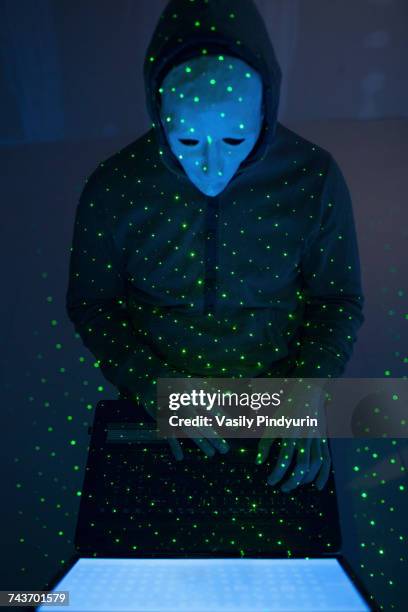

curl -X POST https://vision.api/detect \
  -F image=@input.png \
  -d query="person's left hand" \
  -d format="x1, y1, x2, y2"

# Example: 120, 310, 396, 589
255, 381, 331, 492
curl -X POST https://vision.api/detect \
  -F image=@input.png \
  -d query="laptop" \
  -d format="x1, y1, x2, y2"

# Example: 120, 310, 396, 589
38, 400, 376, 611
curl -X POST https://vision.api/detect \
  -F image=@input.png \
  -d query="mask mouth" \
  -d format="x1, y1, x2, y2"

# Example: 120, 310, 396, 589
205, 180, 226, 190
191, 171, 228, 186
199, 180, 228, 196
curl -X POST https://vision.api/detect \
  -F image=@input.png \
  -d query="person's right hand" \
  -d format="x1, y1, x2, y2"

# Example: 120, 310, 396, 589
138, 378, 230, 461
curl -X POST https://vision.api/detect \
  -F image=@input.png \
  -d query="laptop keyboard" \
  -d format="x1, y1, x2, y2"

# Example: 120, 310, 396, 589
103, 445, 322, 519
76, 423, 341, 556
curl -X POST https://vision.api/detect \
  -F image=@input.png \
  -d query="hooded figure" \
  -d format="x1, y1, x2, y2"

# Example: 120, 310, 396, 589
67, 1, 364, 452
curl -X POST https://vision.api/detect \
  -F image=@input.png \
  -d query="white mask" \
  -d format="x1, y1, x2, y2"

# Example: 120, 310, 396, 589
160, 55, 264, 197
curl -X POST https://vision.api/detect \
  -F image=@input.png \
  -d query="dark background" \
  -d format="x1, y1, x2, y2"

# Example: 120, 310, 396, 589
1, 0, 407, 609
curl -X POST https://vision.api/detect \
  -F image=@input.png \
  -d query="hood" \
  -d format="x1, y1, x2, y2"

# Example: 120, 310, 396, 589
143, 0, 282, 180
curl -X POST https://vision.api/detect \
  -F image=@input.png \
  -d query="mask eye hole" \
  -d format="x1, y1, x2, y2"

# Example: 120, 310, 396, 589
223, 138, 245, 146
178, 138, 199, 146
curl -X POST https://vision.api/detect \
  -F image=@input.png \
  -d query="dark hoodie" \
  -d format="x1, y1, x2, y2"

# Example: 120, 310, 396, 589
66, 0, 364, 400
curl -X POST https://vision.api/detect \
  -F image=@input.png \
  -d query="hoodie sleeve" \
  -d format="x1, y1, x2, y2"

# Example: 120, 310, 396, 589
285, 155, 365, 378
66, 175, 185, 402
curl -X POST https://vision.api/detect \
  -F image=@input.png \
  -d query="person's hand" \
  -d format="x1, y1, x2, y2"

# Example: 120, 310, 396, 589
137, 378, 230, 461
255, 380, 331, 491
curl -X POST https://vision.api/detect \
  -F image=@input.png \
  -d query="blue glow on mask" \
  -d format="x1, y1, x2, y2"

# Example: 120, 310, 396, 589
160, 55, 264, 197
